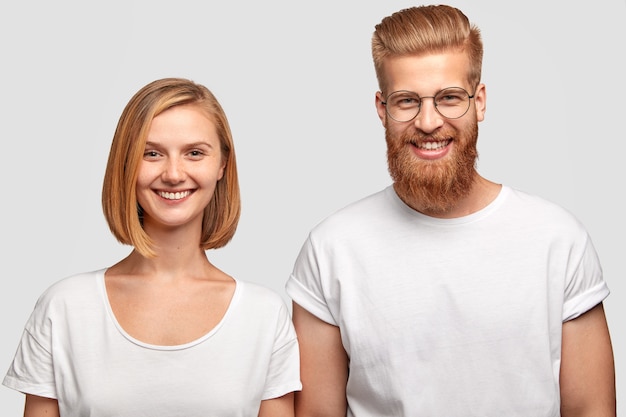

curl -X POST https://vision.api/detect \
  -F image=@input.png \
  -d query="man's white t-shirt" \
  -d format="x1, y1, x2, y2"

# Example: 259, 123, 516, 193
287, 185, 609, 417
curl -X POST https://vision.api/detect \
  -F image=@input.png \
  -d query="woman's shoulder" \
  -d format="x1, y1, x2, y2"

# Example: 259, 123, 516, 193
34, 268, 105, 309
234, 280, 289, 314
228, 280, 295, 341
236, 280, 283, 302
18, 269, 107, 334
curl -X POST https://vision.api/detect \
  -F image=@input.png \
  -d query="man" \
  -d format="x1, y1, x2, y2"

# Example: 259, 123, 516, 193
286, 5, 615, 416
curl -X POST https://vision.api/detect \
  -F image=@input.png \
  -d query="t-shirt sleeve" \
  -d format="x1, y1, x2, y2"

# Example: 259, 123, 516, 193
261, 301, 302, 400
285, 234, 337, 326
562, 232, 610, 322
3, 297, 57, 399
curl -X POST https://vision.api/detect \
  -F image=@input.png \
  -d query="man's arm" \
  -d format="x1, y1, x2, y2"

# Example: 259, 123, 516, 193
292, 302, 349, 417
24, 394, 60, 417
560, 302, 616, 417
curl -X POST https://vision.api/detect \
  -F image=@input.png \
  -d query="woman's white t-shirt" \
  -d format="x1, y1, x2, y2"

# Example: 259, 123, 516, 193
4, 269, 301, 417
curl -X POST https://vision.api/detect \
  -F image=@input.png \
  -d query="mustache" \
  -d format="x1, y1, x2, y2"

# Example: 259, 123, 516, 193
399, 130, 453, 144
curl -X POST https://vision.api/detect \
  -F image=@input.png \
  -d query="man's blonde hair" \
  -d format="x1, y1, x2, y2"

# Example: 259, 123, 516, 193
372, 5, 483, 94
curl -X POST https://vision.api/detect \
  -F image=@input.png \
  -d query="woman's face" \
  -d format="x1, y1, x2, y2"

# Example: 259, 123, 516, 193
136, 104, 224, 234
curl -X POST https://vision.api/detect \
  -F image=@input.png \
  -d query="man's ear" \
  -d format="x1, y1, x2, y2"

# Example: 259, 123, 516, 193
474, 83, 486, 122
375, 91, 387, 127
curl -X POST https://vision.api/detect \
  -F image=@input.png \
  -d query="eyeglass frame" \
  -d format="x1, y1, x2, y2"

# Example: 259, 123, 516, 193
380, 87, 476, 122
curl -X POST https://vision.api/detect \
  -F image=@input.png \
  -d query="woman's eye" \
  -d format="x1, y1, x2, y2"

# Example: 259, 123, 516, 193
188, 149, 206, 158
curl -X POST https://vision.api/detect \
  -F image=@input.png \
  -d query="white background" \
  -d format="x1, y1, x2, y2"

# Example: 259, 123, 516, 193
1, 0, 624, 413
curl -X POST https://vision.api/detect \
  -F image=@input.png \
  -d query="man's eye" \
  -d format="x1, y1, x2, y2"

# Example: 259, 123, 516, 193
439, 95, 462, 102
392, 96, 419, 108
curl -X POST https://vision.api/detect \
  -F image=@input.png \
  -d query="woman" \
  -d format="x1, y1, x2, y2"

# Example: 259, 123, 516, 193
3, 78, 301, 416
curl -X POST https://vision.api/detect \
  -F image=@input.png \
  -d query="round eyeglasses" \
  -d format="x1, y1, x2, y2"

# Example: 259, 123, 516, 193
381, 87, 475, 122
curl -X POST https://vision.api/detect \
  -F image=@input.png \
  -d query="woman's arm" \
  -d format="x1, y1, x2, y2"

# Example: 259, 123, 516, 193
258, 392, 295, 417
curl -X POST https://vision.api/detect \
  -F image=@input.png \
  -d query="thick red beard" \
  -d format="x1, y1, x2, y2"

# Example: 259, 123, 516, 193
386, 122, 479, 214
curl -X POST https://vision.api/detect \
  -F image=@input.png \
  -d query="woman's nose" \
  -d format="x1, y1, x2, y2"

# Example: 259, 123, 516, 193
161, 158, 186, 183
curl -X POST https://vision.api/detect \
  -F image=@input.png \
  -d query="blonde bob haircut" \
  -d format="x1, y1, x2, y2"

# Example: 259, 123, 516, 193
372, 4, 483, 94
102, 77, 241, 258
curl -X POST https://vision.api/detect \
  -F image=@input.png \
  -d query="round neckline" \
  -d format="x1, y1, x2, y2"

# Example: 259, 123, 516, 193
96, 268, 241, 351
386, 184, 510, 226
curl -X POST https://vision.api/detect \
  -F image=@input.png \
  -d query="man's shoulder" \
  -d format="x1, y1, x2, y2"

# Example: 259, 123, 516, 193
505, 186, 581, 219
305, 186, 395, 244
317, 187, 391, 224
503, 186, 589, 236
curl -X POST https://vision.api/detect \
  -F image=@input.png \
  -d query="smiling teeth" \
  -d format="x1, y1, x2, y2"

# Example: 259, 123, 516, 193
418, 140, 449, 150
159, 191, 190, 200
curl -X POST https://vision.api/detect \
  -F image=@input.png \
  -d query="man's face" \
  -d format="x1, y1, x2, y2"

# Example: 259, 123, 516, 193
375, 51, 486, 215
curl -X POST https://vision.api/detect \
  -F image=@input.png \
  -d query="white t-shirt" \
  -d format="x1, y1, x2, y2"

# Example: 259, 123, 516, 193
4, 269, 301, 417
286, 185, 609, 417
